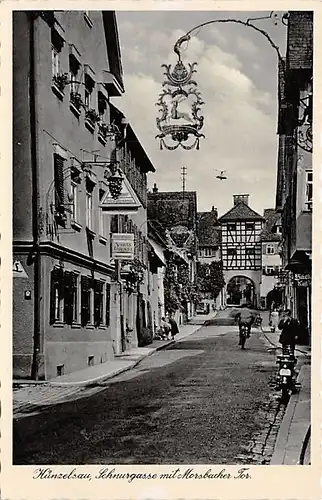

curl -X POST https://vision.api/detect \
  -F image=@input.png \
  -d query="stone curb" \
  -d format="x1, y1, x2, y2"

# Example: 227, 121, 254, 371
270, 365, 310, 465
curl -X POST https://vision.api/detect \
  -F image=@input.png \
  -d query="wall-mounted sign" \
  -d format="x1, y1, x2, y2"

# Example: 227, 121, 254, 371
13, 260, 29, 278
293, 273, 311, 287
111, 233, 134, 260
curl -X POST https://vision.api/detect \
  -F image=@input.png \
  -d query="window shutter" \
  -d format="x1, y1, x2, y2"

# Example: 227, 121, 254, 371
94, 280, 103, 327
106, 283, 111, 327
81, 276, 91, 325
64, 271, 74, 325
54, 154, 65, 207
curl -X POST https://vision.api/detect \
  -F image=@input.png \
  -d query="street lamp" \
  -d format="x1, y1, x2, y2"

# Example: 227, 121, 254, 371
156, 11, 312, 153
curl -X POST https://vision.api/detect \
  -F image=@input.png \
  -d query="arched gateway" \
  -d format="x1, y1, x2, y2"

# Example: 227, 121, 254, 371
218, 195, 264, 309
226, 276, 256, 307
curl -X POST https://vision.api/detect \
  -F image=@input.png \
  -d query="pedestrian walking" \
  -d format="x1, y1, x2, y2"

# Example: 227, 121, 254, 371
161, 317, 171, 340
278, 309, 300, 354
269, 307, 280, 332
168, 315, 179, 340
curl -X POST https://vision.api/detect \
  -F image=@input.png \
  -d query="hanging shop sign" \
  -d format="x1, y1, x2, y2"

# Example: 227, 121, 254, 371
13, 260, 29, 278
111, 233, 134, 260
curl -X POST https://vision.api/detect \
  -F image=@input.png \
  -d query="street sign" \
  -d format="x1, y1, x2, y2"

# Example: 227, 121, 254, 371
13, 260, 29, 278
111, 233, 134, 260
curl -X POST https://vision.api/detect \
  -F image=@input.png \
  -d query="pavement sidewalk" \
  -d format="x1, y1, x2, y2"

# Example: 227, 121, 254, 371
13, 311, 217, 417
255, 310, 311, 465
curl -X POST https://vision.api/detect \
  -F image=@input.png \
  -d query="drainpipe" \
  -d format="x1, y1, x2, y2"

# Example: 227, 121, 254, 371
30, 13, 41, 380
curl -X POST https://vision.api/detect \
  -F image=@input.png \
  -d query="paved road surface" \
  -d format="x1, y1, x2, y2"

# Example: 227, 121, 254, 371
14, 318, 277, 465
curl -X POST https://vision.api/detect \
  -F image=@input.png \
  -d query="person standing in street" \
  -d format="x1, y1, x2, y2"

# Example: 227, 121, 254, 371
278, 309, 299, 354
161, 317, 171, 340
168, 315, 179, 340
269, 307, 280, 333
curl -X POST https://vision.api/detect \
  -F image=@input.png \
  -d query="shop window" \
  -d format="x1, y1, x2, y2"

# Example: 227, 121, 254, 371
94, 280, 104, 327
81, 276, 92, 326
305, 170, 313, 211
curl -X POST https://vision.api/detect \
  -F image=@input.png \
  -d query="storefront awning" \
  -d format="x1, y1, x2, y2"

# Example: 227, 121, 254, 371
148, 238, 166, 266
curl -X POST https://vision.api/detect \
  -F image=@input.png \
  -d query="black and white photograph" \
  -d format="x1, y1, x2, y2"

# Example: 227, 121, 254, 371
5, 4, 319, 497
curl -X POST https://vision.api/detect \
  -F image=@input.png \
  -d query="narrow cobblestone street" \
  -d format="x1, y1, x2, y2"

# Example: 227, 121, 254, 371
14, 314, 284, 465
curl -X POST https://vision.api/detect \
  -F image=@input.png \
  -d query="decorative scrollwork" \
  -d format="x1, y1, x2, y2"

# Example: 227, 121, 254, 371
156, 58, 205, 150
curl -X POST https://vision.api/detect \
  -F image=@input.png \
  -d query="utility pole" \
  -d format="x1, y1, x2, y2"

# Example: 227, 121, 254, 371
181, 165, 187, 198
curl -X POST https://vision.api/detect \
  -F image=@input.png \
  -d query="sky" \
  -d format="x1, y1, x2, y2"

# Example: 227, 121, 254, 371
113, 10, 288, 218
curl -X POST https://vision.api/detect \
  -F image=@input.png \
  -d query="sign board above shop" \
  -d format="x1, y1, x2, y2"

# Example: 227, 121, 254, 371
111, 233, 135, 260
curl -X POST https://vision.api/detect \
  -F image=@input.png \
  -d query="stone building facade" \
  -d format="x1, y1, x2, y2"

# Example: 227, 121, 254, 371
13, 11, 155, 380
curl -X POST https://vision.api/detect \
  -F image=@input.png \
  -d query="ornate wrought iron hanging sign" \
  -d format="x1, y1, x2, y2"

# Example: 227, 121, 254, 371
297, 82, 313, 153
155, 53, 205, 151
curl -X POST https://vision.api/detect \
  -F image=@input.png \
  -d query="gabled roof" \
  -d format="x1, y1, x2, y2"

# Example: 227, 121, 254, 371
197, 211, 221, 246
218, 201, 264, 222
261, 209, 282, 242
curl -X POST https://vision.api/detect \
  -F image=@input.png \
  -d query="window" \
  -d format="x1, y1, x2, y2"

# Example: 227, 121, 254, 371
266, 244, 275, 255
53, 153, 67, 224
265, 266, 275, 275
84, 74, 94, 108
52, 46, 60, 77
245, 222, 254, 231
305, 170, 313, 211
227, 248, 237, 256
84, 11, 93, 28
246, 247, 255, 255
85, 178, 95, 230
227, 223, 236, 232
69, 54, 81, 93
51, 28, 64, 84
99, 187, 106, 237
204, 248, 212, 257
50, 268, 64, 324
94, 280, 104, 327
98, 93, 107, 121
81, 276, 92, 326
106, 283, 111, 327
70, 181, 78, 221
50, 269, 79, 325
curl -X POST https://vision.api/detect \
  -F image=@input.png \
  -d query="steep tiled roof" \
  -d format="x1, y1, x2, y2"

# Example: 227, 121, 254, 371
147, 191, 197, 232
287, 11, 313, 71
197, 211, 221, 246
261, 209, 282, 242
218, 202, 264, 222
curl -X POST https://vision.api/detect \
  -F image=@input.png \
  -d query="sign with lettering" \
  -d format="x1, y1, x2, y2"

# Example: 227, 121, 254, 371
13, 260, 29, 278
111, 233, 134, 260
293, 273, 311, 287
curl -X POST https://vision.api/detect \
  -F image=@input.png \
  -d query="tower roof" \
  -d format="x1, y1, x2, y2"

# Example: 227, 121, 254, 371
218, 201, 264, 223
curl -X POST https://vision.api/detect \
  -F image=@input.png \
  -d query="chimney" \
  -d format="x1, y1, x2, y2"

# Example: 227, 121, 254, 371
152, 183, 158, 193
211, 206, 218, 218
233, 194, 249, 206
